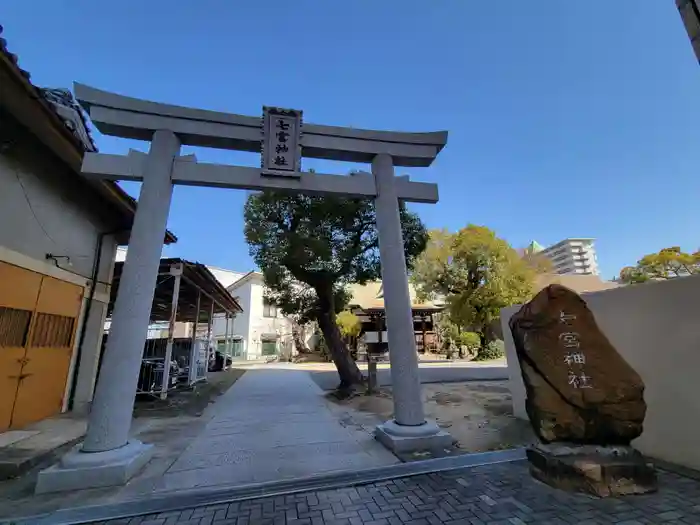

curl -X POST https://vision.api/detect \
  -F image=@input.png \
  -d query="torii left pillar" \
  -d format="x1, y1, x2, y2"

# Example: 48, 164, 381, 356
36, 130, 181, 493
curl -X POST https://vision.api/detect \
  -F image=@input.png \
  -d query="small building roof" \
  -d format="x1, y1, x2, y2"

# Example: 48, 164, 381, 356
109, 258, 243, 323
526, 240, 545, 253
347, 281, 444, 313
534, 273, 620, 295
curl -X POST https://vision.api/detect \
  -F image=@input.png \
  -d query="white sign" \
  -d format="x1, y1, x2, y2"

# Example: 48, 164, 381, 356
261, 106, 302, 175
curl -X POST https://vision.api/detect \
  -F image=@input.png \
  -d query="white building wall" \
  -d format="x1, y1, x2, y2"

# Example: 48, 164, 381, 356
209, 271, 294, 360
211, 279, 253, 357
247, 278, 294, 359
207, 267, 247, 288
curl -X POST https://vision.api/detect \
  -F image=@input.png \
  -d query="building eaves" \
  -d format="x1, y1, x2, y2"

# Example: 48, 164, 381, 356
0, 25, 176, 244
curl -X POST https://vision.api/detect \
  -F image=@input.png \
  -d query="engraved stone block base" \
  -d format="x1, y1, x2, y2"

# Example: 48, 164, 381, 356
35, 440, 154, 494
375, 419, 454, 454
527, 443, 657, 497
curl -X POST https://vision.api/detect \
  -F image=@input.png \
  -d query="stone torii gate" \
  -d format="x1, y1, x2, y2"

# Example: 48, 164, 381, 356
36, 84, 452, 493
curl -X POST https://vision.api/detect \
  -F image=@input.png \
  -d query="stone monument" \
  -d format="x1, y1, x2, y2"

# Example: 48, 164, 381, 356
509, 284, 657, 497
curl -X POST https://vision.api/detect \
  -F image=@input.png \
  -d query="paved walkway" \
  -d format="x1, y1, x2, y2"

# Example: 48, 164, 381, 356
90, 461, 700, 525
271, 362, 509, 391
129, 368, 397, 494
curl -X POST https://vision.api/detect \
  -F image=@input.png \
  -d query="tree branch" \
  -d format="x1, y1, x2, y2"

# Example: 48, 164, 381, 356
336, 221, 376, 279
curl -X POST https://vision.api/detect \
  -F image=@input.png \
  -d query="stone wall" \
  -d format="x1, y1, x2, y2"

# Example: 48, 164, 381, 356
502, 275, 700, 470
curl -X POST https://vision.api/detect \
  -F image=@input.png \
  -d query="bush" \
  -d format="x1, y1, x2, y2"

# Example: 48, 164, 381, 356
458, 332, 481, 353
475, 339, 505, 361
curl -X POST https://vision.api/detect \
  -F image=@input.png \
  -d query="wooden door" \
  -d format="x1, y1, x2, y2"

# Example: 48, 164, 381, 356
0, 262, 43, 431
11, 275, 82, 428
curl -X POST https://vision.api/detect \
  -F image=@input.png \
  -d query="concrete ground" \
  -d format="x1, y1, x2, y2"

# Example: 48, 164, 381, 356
0, 416, 87, 481
328, 380, 535, 457
274, 360, 508, 391
118, 368, 397, 495
0, 413, 211, 520
86, 461, 700, 525
0, 369, 245, 488
7, 363, 700, 524
1, 366, 397, 522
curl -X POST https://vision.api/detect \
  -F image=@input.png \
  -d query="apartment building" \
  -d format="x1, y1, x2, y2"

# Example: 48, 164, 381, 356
528, 238, 600, 276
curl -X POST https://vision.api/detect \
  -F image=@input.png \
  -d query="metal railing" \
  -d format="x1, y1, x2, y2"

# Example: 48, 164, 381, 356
134, 336, 209, 397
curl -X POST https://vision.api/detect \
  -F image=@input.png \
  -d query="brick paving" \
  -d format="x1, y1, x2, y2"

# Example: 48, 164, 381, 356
91, 461, 700, 525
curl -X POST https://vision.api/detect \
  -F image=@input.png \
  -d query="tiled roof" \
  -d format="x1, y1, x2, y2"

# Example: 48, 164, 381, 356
534, 273, 620, 294
0, 24, 95, 152
348, 281, 444, 311
0, 24, 177, 244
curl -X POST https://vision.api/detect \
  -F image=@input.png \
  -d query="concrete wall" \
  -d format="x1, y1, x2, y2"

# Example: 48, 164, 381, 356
69, 235, 117, 413
247, 277, 293, 359
212, 279, 252, 357
0, 131, 119, 414
0, 143, 111, 280
210, 273, 294, 360
501, 275, 700, 470
210, 268, 251, 357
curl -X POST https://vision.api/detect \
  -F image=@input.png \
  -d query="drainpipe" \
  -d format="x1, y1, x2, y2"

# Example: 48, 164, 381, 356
67, 230, 119, 410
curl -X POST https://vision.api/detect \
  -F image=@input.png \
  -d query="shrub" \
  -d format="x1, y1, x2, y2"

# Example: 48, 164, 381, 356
475, 339, 505, 361
458, 332, 481, 353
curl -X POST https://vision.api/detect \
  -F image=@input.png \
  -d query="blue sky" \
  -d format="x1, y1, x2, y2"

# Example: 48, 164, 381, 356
4, 1, 700, 279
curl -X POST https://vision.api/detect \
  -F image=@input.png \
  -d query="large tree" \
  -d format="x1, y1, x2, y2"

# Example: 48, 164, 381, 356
244, 191, 428, 389
618, 246, 700, 284
411, 225, 537, 349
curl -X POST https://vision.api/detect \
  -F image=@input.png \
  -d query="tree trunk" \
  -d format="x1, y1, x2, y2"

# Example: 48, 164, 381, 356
292, 322, 310, 354
316, 288, 365, 389
479, 331, 488, 351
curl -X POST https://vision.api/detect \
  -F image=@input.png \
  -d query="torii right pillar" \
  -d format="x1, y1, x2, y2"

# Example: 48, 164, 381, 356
372, 153, 453, 453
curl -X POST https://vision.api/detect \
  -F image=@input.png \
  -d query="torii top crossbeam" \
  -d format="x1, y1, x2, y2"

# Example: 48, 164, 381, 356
74, 83, 447, 167
74, 83, 446, 204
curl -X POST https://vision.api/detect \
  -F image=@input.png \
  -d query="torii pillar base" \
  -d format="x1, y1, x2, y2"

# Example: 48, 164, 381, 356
375, 420, 453, 455
35, 440, 153, 494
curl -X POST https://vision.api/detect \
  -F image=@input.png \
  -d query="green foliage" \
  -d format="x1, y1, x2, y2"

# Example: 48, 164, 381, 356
618, 247, 700, 284
412, 225, 537, 341
245, 191, 428, 317
475, 339, 505, 361
458, 331, 481, 352
521, 250, 553, 274
244, 189, 428, 386
262, 281, 349, 325
336, 310, 361, 338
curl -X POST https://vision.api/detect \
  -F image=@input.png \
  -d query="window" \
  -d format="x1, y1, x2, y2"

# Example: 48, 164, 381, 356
231, 339, 244, 357
29, 313, 75, 348
0, 307, 32, 347
263, 300, 277, 318
261, 339, 277, 356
